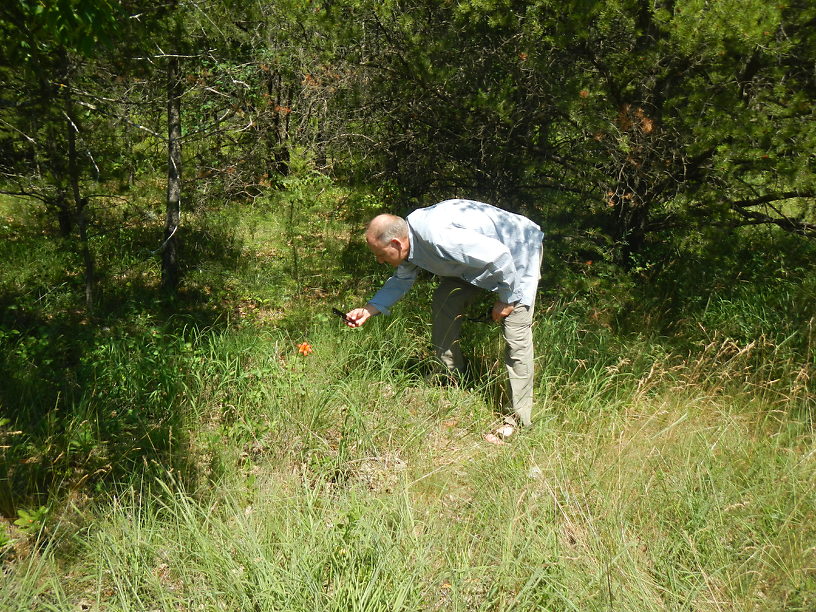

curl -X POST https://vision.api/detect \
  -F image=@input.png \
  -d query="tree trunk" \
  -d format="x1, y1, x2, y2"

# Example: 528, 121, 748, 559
266, 72, 290, 179
608, 193, 649, 266
54, 193, 73, 237
61, 48, 95, 313
162, 53, 182, 295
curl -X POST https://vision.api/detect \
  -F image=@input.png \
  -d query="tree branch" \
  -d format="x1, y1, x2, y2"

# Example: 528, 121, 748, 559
728, 191, 816, 236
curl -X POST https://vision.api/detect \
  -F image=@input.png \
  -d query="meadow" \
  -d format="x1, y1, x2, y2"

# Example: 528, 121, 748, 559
0, 179, 814, 611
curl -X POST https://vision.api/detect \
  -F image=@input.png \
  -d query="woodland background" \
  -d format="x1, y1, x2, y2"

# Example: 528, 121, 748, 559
0, 1, 814, 610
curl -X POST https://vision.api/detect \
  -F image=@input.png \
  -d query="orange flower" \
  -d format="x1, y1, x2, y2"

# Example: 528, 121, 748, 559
297, 342, 313, 356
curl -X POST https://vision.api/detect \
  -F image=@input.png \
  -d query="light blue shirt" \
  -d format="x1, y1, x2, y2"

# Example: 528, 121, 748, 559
368, 199, 544, 315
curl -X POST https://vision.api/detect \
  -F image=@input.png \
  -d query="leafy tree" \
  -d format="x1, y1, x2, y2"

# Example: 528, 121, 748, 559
556, 0, 816, 260
0, 0, 125, 310
326, 0, 815, 264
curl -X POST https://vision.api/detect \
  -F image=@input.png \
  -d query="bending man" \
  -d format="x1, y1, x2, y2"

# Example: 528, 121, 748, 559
345, 199, 544, 431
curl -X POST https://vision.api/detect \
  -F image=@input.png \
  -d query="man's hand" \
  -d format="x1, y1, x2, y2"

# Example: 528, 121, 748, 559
345, 304, 380, 327
492, 300, 515, 322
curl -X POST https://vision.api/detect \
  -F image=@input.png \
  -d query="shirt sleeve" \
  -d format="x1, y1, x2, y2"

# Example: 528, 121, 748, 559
442, 227, 521, 303
367, 262, 419, 315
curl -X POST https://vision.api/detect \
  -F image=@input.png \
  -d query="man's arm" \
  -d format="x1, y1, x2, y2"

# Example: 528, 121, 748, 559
344, 262, 418, 327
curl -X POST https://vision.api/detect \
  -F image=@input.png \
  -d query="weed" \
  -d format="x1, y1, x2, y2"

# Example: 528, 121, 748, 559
13, 505, 49, 536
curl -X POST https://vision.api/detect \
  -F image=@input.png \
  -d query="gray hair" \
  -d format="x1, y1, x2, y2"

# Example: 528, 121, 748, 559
367, 214, 408, 245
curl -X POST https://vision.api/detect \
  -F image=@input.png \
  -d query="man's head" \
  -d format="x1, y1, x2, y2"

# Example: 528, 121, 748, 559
366, 214, 410, 267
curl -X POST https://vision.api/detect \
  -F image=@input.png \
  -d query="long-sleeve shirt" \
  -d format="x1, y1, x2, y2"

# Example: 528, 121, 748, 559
368, 199, 544, 315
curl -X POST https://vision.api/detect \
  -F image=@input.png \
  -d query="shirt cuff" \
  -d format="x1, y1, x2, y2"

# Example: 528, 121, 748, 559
499, 288, 520, 304
367, 300, 390, 316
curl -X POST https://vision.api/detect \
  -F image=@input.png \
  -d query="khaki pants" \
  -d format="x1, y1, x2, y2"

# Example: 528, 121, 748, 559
431, 278, 536, 427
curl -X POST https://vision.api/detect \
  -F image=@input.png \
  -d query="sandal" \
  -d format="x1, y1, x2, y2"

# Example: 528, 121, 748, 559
495, 424, 516, 439
484, 423, 516, 445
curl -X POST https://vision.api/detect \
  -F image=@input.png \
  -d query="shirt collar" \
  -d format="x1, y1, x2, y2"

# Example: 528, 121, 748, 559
407, 223, 415, 261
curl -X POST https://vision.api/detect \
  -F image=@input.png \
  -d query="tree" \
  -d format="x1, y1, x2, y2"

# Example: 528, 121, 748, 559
162, 47, 183, 294
555, 0, 816, 260
325, 0, 815, 264
0, 0, 123, 311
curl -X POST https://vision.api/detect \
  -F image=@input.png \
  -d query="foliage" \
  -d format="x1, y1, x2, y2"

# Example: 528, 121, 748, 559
0, 4, 814, 608
1, 159, 814, 609
13, 505, 49, 535
2, 0, 812, 289
330, 0, 815, 263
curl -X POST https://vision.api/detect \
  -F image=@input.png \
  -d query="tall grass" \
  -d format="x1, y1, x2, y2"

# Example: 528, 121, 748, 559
1, 190, 814, 610
3, 311, 814, 611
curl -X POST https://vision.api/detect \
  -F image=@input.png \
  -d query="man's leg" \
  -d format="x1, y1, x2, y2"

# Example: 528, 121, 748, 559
431, 277, 480, 372
503, 246, 543, 428
502, 302, 535, 427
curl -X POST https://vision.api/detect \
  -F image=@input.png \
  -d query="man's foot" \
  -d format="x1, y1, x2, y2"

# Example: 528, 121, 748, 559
495, 424, 516, 439
483, 433, 506, 445
484, 423, 516, 445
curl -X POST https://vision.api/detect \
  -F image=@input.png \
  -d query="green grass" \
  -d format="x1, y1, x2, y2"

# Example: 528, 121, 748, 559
3, 317, 813, 611
1, 186, 814, 610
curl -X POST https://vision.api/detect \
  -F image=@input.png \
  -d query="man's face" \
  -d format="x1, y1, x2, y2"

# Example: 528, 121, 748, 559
366, 235, 407, 267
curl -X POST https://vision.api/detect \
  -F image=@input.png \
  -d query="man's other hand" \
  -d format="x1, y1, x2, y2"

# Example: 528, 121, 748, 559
491, 301, 515, 322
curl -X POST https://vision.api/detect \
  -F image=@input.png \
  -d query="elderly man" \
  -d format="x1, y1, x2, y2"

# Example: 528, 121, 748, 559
345, 199, 544, 437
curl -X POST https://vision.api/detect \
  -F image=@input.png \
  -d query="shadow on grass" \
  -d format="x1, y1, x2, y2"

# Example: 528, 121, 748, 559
0, 218, 244, 518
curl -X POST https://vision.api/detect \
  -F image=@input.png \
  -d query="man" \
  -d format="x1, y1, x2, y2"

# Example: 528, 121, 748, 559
345, 199, 544, 438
